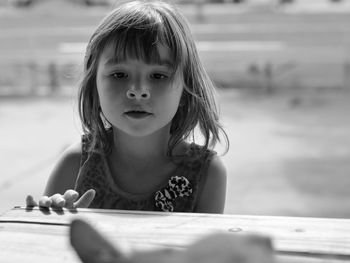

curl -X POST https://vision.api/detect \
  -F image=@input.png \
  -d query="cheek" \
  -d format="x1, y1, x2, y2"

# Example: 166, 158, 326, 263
157, 81, 182, 99
97, 79, 124, 102
162, 86, 183, 114
172, 87, 184, 105
171, 80, 184, 104
96, 84, 125, 123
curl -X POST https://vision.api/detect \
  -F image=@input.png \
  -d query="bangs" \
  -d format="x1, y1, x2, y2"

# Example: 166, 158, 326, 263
105, 24, 183, 72
113, 29, 164, 63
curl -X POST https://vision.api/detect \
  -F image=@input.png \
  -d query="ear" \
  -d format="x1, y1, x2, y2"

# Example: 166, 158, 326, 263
70, 219, 125, 263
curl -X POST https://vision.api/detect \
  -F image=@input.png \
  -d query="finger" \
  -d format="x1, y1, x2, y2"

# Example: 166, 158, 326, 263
73, 189, 96, 208
70, 219, 122, 263
38, 196, 52, 208
26, 195, 38, 207
50, 194, 66, 208
63, 190, 79, 208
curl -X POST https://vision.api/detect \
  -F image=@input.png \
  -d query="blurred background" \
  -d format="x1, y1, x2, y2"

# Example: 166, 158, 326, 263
0, 0, 349, 218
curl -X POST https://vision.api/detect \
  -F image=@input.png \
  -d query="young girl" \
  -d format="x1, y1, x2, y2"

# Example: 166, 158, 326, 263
26, 0, 229, 213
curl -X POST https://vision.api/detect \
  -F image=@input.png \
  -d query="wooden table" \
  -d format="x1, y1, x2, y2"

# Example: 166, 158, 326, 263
0, 207, 349, 262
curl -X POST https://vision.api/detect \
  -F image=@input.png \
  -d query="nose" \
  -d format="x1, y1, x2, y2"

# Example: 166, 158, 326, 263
126, 86, 150, 100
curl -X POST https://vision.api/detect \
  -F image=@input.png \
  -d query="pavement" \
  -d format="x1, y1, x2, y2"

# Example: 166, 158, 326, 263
1, 88, 349, 218
0, 97, 81, 214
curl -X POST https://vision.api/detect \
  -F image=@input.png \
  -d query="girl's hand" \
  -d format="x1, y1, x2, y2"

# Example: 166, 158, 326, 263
26, 189, 96, 209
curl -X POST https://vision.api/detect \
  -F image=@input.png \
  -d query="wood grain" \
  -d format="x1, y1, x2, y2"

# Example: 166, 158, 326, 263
0, 207, 349, 263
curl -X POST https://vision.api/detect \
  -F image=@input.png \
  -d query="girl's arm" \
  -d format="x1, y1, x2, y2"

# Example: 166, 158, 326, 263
26, 141, 95, 208
195, 155, 227, 214
44, 142, 82, 196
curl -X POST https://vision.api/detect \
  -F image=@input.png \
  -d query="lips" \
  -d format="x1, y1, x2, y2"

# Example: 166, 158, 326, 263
124, 110, 152, 119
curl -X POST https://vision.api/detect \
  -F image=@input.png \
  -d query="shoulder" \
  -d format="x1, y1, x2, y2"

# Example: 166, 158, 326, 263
44, 141, 83, 195
58, 141, 83, 165
207, 153, 226, 176
195, 154, 227, 213
206, 154, 226, 180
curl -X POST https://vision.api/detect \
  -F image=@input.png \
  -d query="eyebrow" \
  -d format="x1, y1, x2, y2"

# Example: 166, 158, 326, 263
104, 58, 174, 69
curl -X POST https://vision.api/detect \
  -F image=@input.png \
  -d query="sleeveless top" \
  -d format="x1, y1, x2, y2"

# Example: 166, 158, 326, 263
74, 135, 216, 212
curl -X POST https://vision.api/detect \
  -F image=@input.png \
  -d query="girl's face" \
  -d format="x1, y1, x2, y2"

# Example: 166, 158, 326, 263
96, 43, 184, 138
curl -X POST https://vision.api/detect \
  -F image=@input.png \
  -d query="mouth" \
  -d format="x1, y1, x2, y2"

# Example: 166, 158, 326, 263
124, 110, 153, 119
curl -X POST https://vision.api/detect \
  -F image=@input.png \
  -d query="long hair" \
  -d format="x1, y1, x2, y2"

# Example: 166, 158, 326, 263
78, 0, 229, 155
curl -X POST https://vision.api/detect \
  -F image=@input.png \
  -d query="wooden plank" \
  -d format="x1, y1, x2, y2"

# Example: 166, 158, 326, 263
0, 223, 78, 263
0, 223, 347, 263
1, 207, 350, 256
0, 207, 350, 263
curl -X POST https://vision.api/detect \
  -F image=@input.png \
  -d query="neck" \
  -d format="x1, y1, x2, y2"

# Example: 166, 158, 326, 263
111, 127, 171, 166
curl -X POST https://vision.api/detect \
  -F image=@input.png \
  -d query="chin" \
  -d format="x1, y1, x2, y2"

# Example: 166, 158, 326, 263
115, 122, 172, 139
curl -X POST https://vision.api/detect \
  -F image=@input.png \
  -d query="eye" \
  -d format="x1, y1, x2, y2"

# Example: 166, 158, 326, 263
112, 72, 128, 79
151, 73, 168, 80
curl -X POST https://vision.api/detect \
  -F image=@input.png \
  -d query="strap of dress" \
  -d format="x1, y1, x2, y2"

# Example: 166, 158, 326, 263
192, 147, 216, 208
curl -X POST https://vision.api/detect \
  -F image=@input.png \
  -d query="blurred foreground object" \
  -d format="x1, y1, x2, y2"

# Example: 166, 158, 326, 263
70, 219, 275, 263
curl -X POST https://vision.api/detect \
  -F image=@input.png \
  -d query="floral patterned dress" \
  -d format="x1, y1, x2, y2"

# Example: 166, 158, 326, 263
74, 135, 216, 212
